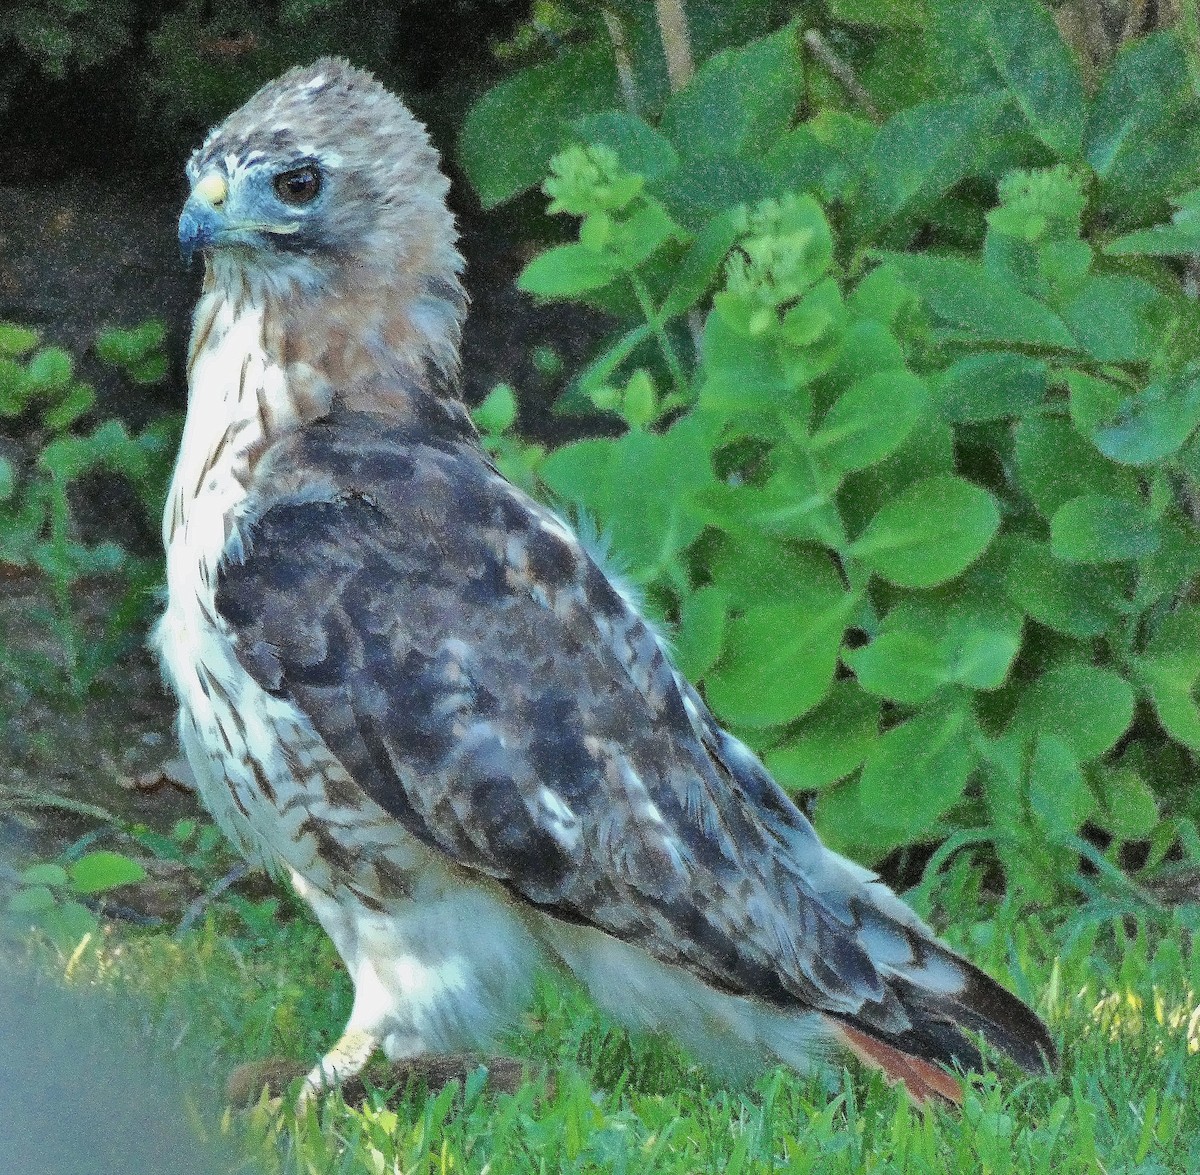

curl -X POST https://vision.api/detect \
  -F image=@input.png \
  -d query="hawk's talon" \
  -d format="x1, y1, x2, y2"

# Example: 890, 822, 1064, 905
297, 1025, 380, 1110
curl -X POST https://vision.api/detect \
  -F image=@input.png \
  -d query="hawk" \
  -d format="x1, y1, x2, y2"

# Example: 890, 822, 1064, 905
159, 58, 1055, 1107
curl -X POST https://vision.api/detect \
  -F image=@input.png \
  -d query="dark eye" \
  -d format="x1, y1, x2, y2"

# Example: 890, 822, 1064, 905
274, 164, 322, 205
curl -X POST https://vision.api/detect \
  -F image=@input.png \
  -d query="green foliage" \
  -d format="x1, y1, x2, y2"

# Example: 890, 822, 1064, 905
461, 4, 1200, 898
5, 849, 146, 951
0, 321, 176, 697
0, 0, 132, 81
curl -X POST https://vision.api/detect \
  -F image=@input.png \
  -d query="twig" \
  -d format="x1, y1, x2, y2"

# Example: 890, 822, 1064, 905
175, 860, 251, 936
602, 8, 640, 115
655, 0, 695, 91
2, 786, 121, 825
802, 29, 881, 122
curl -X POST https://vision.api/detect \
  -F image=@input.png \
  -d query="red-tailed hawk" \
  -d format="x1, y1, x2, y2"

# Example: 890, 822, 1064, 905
157, 58, 1055, 1107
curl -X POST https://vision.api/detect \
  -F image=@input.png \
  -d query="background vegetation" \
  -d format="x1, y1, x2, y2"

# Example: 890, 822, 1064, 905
2, 0, 1200, 1170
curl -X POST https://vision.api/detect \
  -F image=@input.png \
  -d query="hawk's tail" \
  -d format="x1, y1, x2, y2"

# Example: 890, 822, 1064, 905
825, 951, 1058, 1107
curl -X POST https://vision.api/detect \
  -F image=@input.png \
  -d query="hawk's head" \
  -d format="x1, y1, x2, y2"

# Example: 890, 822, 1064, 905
179, 58, 461, 301
179, 57, 465, 382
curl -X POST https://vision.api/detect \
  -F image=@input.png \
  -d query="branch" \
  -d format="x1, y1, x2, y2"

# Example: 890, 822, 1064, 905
802, 29, 881, 123
602, 8, 640, 114
655, 0, 695, 91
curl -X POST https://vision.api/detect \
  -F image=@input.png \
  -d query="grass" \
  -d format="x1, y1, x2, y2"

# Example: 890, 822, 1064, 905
6, 857, 1200, 1174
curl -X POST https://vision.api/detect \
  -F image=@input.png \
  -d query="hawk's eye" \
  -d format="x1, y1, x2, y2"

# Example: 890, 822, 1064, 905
274, 164, 322, 205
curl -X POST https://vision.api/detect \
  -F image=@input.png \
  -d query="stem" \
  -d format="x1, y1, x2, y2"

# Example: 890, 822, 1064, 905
48, 478, 80, 692
629, 273, 689, 398
655, 0, 695, 91
601, 8, 640, 114
802, 29, 881, 122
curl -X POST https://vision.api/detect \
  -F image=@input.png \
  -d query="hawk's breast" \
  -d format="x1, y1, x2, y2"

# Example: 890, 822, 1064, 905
154, 278, 394, 891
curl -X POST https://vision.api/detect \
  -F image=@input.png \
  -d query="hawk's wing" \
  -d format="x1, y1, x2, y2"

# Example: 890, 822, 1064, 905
217, 410, 1052, 1071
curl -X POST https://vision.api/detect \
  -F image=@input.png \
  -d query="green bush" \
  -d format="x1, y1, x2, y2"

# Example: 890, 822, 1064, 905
0, 321, 175, 697
460, 2, 1200, 900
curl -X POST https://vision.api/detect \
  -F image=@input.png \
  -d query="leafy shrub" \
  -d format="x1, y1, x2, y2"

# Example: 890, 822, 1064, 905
460, 2, 1200, 900
0, 321, 176, 697
4, 849, 146, 951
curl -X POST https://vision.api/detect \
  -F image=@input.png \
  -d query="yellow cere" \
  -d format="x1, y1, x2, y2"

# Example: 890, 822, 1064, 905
195, 173, 228, 208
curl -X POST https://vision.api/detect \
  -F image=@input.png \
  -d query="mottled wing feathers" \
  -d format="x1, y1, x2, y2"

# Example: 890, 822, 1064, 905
216, 410, 1055, 1077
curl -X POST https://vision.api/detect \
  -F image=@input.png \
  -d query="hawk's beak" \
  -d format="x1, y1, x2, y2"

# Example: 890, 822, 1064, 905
178, 174, 228, 266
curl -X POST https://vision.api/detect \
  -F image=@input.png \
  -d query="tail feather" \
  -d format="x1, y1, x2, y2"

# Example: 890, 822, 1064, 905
832, 1020, 964, 1107
828, 948, 1056, 1107
926, 954, 1058, 1074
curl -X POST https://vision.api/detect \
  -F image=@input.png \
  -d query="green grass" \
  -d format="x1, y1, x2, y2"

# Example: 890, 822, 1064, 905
12, 864, 1200, 1174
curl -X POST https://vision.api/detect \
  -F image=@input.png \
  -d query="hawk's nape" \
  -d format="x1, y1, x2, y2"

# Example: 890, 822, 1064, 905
156, 57, 1057, 1109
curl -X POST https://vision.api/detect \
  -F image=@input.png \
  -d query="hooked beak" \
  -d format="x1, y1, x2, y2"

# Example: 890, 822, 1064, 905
178, 173, 228, 266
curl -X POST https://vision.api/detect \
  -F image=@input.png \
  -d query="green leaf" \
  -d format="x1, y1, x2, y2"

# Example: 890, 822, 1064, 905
9, 886, 56, 914
1140, 660, 1200, 751
883, 254, 1076, 348
0, 456, 13, 502
1067, 370, 1125, 435
764, 681, 880, 792
980, 0, 1084, 158
0, 322, 38, 356
706, 553, 853, 728
837, 419, 955, 538
847, 594, 1021, 702
858, 705, 976, 835
1050, 494, 1161, 564
68, 851, 147, 895
653, 155, 777, 233
767, 112, 878, 203
1027, 734, 1092, 839
472, 384, 517, 435
1057, 275, 1161, 364
572, 113, 678, 181
1097, 767, 1159, 842
539, 417, 714, 578
459, 45, 619, 208
1092, 379, 1200, 467
697, 312, 794, 416
1014, 416, 1139, 518
1085, 32, 1200, 227
811, 370, 929, 474
699, 450, 844, 547
517, 243, 622, 299
830, 0, 926, 27
845, 629, 945, 704
1004, 537, 1128, 638
41, 900, 99, 949
659, 25, 802, 160
128, 354, 168, 385
660, 209, 742, 320
851, 475, 1000, 588
853, 92, 1008, 238
1013, 664, 1135, 762
673, 585, 727, 682
1106, 187, 1200, 256
21, 863, 68, 888
1134, 606, 1200, 750
935, 352, 1046, 422
26, 346, 73, 391
612, 202, 683, 268
42, 383, 95, 432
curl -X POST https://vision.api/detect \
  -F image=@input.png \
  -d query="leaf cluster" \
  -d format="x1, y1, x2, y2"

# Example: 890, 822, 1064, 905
460, 2, 1200, 898
4, 849, 147, 951
0, 320, 176, 697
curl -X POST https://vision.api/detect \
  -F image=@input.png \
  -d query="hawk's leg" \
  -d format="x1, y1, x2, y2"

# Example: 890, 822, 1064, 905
297, 1025, 380, 1107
